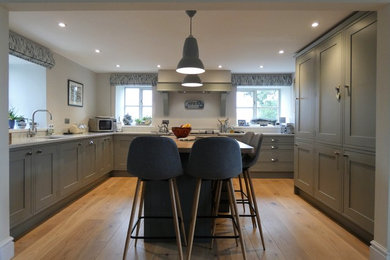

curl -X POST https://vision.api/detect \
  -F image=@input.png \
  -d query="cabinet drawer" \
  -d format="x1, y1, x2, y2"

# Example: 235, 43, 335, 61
251, 161, 293, 172
263, 135, 294, 144
259, 150, 293, 162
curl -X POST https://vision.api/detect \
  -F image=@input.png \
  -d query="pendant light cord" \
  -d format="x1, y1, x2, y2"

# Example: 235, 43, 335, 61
190, 16, 193, 36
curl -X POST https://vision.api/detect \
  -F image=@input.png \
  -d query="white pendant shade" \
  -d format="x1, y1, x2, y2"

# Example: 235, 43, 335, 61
182, 74, 203, 87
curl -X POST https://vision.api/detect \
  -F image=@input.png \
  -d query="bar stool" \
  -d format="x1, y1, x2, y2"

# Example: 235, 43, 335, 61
185, 137, 247, 260
123, 136, 186, 260
240, 133, 266, 250
236, 132, 254, 212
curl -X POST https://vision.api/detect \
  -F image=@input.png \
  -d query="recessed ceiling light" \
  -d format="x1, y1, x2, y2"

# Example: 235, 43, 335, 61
95, 49, 101, 53
218, 65, 222, 68
116, 64, 120, 68
58, 22, 66, 28
279, 50, 284, 54
259, 65, 264, 69
312, 22, 319, 28
157, 64, 161, 68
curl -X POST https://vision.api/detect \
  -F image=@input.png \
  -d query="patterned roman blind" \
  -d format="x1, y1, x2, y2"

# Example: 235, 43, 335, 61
110, 73, 158, 86
232, 73, 292, 86
9, 31, 55, 69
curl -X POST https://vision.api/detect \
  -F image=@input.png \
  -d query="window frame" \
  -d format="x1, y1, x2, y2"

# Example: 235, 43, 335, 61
124, 85, 152, 121
236, 86, 281, 124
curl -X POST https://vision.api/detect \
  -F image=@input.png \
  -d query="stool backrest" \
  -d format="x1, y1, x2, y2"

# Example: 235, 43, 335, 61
186, 137, 242, 180
244, 133, 264, 169
240, 131, 254, 145
127, 136, 183, 180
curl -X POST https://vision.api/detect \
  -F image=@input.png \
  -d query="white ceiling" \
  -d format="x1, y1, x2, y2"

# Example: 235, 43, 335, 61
9, 9, 353, 73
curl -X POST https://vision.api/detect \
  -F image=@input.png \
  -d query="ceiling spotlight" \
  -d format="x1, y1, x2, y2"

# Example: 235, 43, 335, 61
312, 22, 319, 28
182, 74, 203, 87
279, 50, 284, 54
218, 65, 222, 68
259, 65, 264, 69
157, 64, 161, 68
58, 22, 66, 28
95, 49, 101, 53
176, 10, 205, 75
116, 64, 120, 68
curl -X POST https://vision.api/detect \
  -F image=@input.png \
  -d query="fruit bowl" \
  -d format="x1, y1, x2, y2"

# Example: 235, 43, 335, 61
172, 127, 191, 138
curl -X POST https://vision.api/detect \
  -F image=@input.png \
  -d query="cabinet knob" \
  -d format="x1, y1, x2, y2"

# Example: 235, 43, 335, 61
271, 138, 278, 142
334, 151, 340, 155
78, 143, 82, 146
271, 146, 278, 150
343, 154, 349, 158
271, 158, 278, 162
26, 151, 33, 156
89, 140, 94, 145
36, 150, 43, 154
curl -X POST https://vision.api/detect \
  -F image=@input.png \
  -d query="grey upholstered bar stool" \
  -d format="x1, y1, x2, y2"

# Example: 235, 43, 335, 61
185, 137, 247, 260
123, 136, 186, 260
240, 133, 266, 250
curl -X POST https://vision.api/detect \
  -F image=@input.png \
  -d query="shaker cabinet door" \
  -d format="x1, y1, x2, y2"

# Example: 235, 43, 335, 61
344, 14, 377, 150
294, 141, 314, 195
316, 34, 343, 145
295, 51, 316, 140
59, 141, 82, 197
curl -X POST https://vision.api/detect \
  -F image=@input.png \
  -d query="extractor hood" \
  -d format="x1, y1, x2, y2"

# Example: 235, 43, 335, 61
157, 70, 232, 92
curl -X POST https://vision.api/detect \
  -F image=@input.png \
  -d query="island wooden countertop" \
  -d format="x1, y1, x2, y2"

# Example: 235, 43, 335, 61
165, 135, 254, 154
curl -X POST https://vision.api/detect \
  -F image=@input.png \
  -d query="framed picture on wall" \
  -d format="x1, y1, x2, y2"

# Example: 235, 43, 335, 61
68, 80, 83, 107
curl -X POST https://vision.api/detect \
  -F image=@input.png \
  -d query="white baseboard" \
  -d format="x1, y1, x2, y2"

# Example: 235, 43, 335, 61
370, 240, 389, 260
0, 236, 13, 260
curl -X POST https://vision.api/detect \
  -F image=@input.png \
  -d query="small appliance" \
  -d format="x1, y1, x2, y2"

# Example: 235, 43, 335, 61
88, 116, 116, 132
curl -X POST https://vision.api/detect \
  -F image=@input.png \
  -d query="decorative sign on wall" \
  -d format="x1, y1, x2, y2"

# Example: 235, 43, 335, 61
185, 100, 204, 110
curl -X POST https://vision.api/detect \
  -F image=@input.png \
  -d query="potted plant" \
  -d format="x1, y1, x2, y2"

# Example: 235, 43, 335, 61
135, 116, 152, 126
16, 117, 27, 129
123, 114, 133, 125
8, 107, 23, 129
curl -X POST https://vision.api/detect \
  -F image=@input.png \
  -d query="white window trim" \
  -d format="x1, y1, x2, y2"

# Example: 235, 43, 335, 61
236, 86, 281, 123
124, 85, 152, 121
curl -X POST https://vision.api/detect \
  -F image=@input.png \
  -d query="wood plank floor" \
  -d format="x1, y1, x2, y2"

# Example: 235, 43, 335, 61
14, 177, 369, 260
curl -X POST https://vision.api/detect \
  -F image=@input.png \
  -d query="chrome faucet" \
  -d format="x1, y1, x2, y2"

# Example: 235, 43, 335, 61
29, 109, 53, 137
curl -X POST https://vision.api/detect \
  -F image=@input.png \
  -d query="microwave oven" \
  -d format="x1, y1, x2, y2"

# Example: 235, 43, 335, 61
88, 117, 116, 132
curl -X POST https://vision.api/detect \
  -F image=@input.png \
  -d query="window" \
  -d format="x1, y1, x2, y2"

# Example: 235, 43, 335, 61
124, 87, 152, 119
116, 85, 153, 125
236, 87, 280, 124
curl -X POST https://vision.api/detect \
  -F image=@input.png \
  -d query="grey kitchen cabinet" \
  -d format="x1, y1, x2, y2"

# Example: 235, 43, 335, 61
294, 141, 315, 195
313, 144, 343, 211
9, 148, 33, 228
82, 138, 98, 183
59, 141, 83, 197
114, 135, 137, 171
315, 34, 343, 145
99, 136, 113, 174
295, 50, 316, 140
96, 137, 105, 176
343, 149, 375, 233
344, 14, 377, 150
251, 135, 294, 173
32, 144, 59, 213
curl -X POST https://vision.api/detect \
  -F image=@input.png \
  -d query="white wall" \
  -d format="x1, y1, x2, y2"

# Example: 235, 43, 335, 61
9, 55, 46, 128
46, 53, 97, 133
371, 4, 390, 260
96, 73, 111, 116
0, 6, 13, 260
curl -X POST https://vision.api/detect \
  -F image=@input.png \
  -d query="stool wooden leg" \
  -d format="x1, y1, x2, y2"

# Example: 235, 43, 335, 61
246, 171, 266, 251
238, 175, 246, 213
168, 179, 184, 260
227, 179, 247, 260
210, 180, 223, 249
123, 178, 141, 260
243, 170, 257, 228
173, 178, 187, 246
187, 178, 202, 260
134, 181, 145, 247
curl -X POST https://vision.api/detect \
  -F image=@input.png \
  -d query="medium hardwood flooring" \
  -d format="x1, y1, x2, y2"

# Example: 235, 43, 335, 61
14, 177, 369, 260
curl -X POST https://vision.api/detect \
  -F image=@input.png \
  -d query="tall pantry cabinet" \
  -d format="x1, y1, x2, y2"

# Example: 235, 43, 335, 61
294, 12, 376, 241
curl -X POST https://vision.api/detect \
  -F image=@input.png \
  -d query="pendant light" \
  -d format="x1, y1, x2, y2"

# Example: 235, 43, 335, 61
182, 74, 203, 87
176, 10, 205, 75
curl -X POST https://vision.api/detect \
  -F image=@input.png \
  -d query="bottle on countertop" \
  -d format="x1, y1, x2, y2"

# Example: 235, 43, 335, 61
116, 117, 123, 132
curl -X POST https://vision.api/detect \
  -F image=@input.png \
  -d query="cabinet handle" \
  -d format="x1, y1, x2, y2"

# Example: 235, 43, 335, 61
271, 158, 278, 162
271, 145, 278, 150
78, 143, 82, 146
36, 150, 43, 154
26, 151, 33, 156
344, 85, 351, 96
89, 140, 94, 145
343, 154, 349, 157
335, 85, 341, 101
